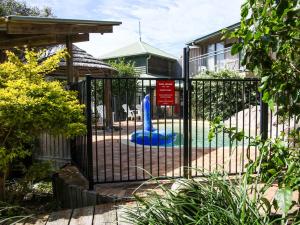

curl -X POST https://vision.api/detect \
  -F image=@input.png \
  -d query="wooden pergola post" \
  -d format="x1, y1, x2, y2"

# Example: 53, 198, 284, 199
104, 79, 113, 129
66, 35, 74, 83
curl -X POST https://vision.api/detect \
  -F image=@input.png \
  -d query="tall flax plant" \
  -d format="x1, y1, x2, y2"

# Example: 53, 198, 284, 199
123, 172, 282, 225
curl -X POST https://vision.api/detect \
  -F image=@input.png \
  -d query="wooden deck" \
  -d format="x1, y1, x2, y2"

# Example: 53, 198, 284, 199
18, 203, 133, 225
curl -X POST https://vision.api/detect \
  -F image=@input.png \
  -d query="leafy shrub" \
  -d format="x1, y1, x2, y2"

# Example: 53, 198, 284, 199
209, 117, 300, 221
196, 69, 241, 79
0, 49, 86, 200
4, 161, 54, 207
225, 0, 300, 220
24, 161, 54, 186
192, 70, 258, 120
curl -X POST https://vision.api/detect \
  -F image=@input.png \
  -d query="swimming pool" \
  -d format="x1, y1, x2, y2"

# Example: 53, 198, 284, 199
150, 121, 247, 148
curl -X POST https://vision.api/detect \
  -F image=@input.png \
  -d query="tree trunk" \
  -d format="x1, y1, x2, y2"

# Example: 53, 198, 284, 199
0, 172, 5, 201
104, 80, 112, 129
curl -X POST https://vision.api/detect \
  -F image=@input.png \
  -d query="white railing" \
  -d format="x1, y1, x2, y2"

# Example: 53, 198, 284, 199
189, 47, 241, 76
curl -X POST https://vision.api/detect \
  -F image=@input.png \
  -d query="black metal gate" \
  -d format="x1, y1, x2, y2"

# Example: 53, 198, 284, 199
70, 48, 296, 189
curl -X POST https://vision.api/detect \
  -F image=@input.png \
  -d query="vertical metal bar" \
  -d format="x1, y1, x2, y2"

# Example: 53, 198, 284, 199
255, 81, 258, 160
142, 80, 145, 179
134, 79, 137, 180
171, 93, 174, 177
111, 79, 114, 181
164, 104, 167, 176
209, 80, 212, 172
118, 79, 122, 181
102, 79, 107, 182
179, 80, 182, 177
282, 114, 285, 140
276, 97, 279, 138
222, 80, 225, 173
157, 86, 160, 177
260, 92, 269, 141
216, 81, 219, 169
85, 75, 94, 190
202, 80, 205, 174
195, 80, 198, 176
229, 81, 232, 173
83, 82, 86, 173
235, 81, 239, 174
270, 108, 273, 139
149, 80, 153, 176
183, 47, 190, 178
242, 80, 245, 172
248, 81, 252, 154
84, 130, 87, 175
288, 111, 291, 145
126, 79, 130, 180
53, 135, 56, 160
293, 113, 296, 147
188, 79, 192, 177
94, 79, 99, 182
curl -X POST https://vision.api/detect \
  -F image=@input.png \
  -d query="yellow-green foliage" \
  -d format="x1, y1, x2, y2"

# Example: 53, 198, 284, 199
0, 48, 86, 174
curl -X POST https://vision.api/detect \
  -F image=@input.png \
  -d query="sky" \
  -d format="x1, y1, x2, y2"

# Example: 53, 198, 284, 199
25, 0, 244, 59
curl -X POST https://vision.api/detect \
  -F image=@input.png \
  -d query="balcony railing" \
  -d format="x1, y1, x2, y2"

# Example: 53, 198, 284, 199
189, 46, 241, 76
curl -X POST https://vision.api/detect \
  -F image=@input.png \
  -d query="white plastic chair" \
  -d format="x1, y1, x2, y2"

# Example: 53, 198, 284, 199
96, 105, 115, 124
96, 105, 105, 124
122, 104, 136, 120
136, 104, 142, 120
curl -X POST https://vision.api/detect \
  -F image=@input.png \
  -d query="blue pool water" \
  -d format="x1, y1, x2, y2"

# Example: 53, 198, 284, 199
149, 122, 244, 148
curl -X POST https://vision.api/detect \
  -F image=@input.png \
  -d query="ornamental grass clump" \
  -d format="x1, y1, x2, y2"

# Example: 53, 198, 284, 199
124, 173, 276, 225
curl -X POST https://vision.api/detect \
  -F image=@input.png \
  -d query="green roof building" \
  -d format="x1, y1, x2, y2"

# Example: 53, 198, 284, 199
100, 40, 181, 78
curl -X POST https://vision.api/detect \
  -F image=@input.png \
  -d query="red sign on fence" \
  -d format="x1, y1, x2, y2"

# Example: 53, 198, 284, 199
156, 80, 175, 105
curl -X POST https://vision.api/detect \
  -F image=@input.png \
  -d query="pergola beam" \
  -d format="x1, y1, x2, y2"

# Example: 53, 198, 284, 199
0, 16, 121, 47
0, 15, 121, 85
0, 33, 89, 49
6, 22, 113, 35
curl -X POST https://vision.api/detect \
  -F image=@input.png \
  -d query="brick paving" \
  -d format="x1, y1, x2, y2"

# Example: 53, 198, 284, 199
91, 120, 257, 183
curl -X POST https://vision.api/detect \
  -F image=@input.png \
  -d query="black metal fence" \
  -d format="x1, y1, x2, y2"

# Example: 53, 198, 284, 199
189, 78, 260, 176
66, 48, 300, 190
69, 74, 298, 190
72, 77, 186, 186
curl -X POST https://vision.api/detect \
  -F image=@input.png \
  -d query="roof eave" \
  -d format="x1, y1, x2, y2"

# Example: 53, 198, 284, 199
101, 53, 177, 61
186, 22, 240, 46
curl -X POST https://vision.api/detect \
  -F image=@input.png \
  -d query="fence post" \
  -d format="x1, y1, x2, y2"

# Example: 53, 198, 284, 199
260, 92, 269, 141
86, 75, 94, 190
183, 47, 190, 178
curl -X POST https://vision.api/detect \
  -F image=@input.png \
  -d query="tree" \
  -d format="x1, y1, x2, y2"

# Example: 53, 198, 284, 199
0, 49, 86, 200
92, 58, 138, 123
0, 0, 54, 62
228, 0, 299, 121
192, 70, 258, 120
225, 0, 300, 218
108, 58, 138, 106
0, 0, 53, 17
